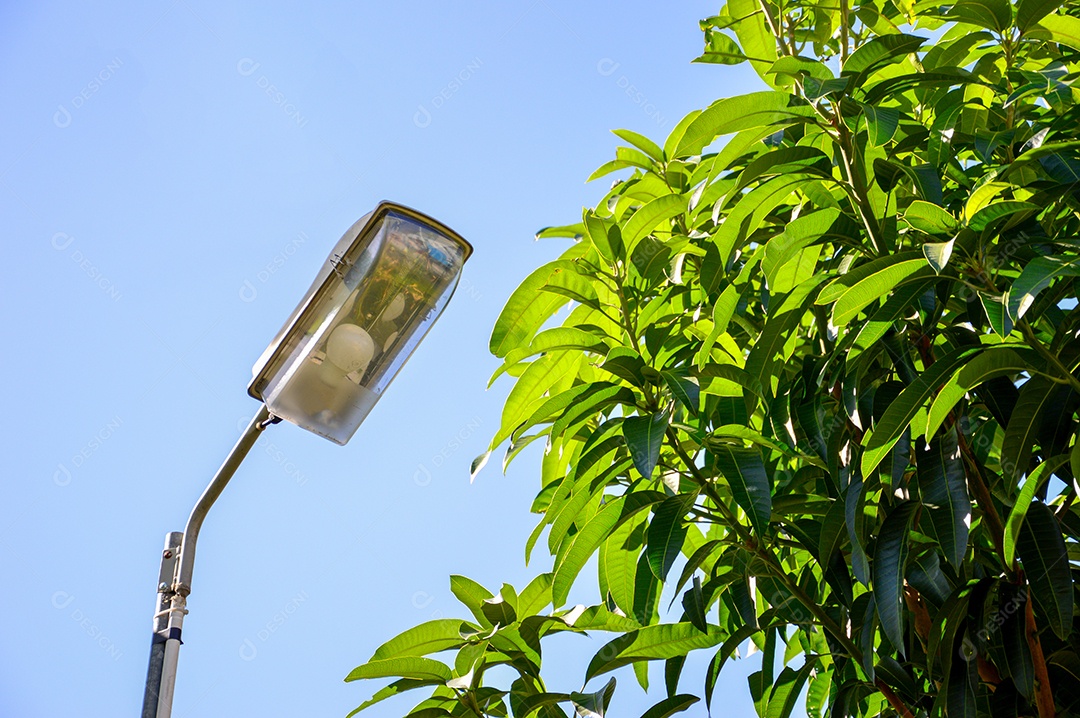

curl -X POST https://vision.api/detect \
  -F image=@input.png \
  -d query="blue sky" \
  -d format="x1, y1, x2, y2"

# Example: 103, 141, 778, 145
1, 2, 770, 716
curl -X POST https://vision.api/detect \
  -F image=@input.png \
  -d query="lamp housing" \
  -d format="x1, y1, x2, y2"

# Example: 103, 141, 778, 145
248, 201, 472, 445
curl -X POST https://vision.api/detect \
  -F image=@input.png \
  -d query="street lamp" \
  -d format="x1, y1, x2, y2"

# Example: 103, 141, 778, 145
140, 202, 472, 718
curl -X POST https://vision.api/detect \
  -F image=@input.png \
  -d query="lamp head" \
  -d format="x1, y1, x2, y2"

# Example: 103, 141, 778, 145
248, 201, 472, 445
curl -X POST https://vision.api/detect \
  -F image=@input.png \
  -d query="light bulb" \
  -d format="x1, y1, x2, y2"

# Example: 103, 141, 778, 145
383, 293, 406, 321
325, 324, 375, 374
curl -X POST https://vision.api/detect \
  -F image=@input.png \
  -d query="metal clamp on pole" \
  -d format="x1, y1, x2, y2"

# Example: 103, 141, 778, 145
141, 532, 182, 718
143, 405, 274, 718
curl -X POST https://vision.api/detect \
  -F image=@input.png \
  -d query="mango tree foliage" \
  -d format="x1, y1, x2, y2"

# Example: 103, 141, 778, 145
347, 1, 1080, 716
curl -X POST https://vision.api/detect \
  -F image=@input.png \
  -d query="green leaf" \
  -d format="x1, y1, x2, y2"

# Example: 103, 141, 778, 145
922, 239, 954, 274
1017, 502, 1074, 640
481, 592, 518, 628
903, 200, 959, 234
623, 195, 686, 256
583, 211, 624, 265
675, 92, 811, 157
762, 209, 839, 294
712, 445, 771, 536
1040, 13, 1080, 51
345, 657, 453, 683
662, 371, 700, 417
915, 431, 970, 568
1004, 455, 1070, 566
944, 0, 1012, 32
862, 346, 983, 476
1017, 0, 1064, 30
864, 104, 900, 147
967, 201, 1038, 232
490, 255, 583, 357
766, 659, 820, 718
925, 347, 1030, 439
874, 501, 918, 657
638, 694, 699, 718
694, 28, 747, 65
347, 679, 442, 717
1000, 376, 1057, 485
979, 292, 1013, 338
746, 275, 827, 392
647, 493, 696, 581
831, 260, 932, 326
552, 491, 667, 607
613, 129, 664, 161
450, 575, 494, 627
842, 34, 927, 78
570, 677, 616, 718
681, 576, 709, 633
726, 0, 779, 84
624, 411, 669, 480
586, 623, 725, 681
370, 619, 470, 661
1007, 254, 1080, 321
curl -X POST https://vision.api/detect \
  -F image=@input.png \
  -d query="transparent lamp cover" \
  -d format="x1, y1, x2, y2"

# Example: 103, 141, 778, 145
248, 206, 470, 444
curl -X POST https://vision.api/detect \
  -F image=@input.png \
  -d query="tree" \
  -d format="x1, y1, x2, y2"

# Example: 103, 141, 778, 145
345, 1, 1080, 716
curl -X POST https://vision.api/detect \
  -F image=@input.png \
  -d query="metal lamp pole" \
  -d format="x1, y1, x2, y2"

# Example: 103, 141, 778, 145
137, 202, 472, 717
141, 405, 275, 718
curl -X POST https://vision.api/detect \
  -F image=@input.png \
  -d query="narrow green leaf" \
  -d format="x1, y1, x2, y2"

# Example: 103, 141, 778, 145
638, 694, 699, 718
552, 491, 667, 607
624, 411, 670, 480
681, 576, 709, 633
490, 254, 584, 357
831, 260, 932, 326
1017, 0, 1060, 31
915, 431, 970, 568
924, 347, 1030, 442
613, 128, 664, 161
1017, 502, 1074, 639
1007, 254, 1080, 321
345, 657, 453, 683
586, 623, 725, 681
570, 677, 616, 718
967, 200, 1037, 232
766, 658, 820, 718
874, 501, 918, 657
370, 620, 470, 661
347, 679, 442, 717
903, 200, 958, 234
450, 575, 494, 627
1000, 376, 1057, 485
862, 346, 983, 476
647, 493, 696, 581
1041, 13, 1080, 51
1005, 455, 1070, 566
623, 195, 686, 256
675, 92, 812, 157
712, 445, 771, 535
842, 34, 927, 77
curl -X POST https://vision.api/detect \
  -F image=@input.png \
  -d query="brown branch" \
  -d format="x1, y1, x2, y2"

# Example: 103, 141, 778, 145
875, 679, 916, 718
1025, 588, 1056, 718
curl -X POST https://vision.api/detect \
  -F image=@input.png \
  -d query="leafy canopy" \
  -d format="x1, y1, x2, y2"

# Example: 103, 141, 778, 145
348, 0, 1080, 716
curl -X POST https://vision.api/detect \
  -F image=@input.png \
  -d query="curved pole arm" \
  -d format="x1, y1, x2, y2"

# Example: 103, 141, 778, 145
175, 403, 274, 594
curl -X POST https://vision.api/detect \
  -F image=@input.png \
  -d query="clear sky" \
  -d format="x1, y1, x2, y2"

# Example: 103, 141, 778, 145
1, 2, 769, 716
